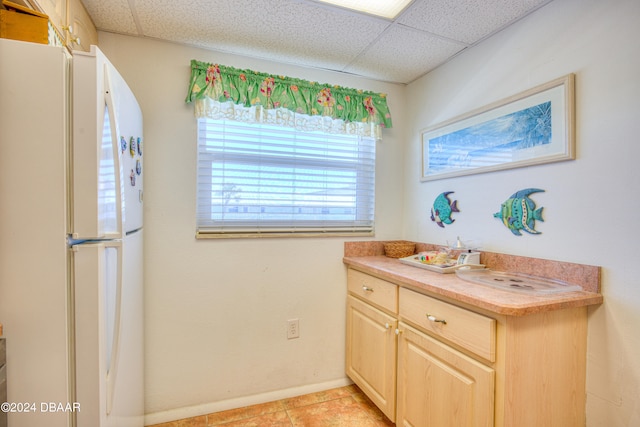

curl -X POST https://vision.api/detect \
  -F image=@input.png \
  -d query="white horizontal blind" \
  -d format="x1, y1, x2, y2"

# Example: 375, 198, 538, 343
197, 118, 376, 237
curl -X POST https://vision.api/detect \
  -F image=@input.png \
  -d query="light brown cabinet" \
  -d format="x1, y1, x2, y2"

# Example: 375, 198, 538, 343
66, 0, 97, 51
31, 0, 65, 39
345, 267, 589, 427
31, 0, 97, 50
397, 323, 494, 427
396, 286, 495, 426
346, 295, 397, 420
345, 269, 399, 420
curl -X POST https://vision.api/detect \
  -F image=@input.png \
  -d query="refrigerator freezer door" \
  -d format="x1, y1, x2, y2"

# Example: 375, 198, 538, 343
73, 50, 119, 240
73, 46, 144, 239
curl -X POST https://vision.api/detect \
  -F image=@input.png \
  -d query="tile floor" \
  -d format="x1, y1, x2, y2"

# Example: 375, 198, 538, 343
147, 384, 395, 427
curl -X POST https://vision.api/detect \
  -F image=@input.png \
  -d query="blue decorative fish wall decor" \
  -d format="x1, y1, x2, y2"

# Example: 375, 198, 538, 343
494, 188, 545, 235
431, 191, 459, 228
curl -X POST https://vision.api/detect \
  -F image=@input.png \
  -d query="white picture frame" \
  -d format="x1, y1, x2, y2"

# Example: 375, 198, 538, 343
421, 74, 575, 181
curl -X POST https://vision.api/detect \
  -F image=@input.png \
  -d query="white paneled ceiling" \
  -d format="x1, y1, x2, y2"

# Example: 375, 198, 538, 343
80, 0, 553, 84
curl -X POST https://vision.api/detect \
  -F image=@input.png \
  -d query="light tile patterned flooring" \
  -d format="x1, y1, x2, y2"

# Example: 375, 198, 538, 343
147, 384, 395, 427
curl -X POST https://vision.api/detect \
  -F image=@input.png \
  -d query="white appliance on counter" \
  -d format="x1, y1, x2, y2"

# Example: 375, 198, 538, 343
0, 39, 144, 427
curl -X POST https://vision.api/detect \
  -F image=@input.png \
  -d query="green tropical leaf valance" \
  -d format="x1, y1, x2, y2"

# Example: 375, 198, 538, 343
185, 60, 392, 138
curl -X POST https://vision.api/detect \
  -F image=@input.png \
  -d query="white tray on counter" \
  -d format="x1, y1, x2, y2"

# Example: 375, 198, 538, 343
399, 255, 485, 274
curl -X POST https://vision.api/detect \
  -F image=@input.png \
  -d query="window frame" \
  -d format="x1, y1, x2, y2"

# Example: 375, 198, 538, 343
196, 117, 377, 239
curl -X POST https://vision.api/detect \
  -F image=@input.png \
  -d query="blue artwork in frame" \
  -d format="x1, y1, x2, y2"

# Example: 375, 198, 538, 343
421, 74, 575, 181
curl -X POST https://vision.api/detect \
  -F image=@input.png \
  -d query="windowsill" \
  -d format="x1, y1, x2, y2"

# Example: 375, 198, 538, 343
196, 230, 374, 239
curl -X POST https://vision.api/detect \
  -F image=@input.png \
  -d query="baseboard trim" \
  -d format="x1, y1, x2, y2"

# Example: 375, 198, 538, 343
144, 377, 353, 426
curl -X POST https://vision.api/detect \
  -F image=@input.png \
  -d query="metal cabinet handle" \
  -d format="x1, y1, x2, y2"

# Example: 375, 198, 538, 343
362, 286, 374, 292
395, 328, 403, 335
384, 322, 391, 330
426, 314, 447, 325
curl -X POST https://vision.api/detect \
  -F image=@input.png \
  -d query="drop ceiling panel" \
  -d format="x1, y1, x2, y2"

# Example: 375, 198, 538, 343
345, 25, 466, 83
79, 0, 555, 84
81, 0, 138, 35
397, 0, 551, 44
133, 0, 390, 71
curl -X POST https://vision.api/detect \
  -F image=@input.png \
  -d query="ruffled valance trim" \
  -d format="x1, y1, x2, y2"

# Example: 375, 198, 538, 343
194, 98, 384, 139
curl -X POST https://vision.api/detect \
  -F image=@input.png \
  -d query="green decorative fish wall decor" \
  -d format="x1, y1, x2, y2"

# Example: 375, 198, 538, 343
494, 188, 545, 235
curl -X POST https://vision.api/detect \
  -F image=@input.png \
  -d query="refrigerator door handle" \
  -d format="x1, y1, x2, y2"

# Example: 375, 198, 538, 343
103, 65, 124, 240
105, 239, 123, 416
74, 239, 124, 425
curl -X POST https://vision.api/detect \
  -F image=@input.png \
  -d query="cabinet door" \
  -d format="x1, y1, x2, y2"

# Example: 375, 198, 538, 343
397, 323, 494, 427
67, 0, 98, 51
346, 295, 397, 421
32, 0, 66, 41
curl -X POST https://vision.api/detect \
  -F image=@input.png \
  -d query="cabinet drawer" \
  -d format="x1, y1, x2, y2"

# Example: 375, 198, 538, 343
348, 269, 398, 314
399, 287, 496, 361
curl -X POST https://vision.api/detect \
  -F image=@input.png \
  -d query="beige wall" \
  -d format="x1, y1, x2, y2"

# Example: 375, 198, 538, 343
404, 0, 640, 425
96, 33, 406, 424
99, 0, 640, 424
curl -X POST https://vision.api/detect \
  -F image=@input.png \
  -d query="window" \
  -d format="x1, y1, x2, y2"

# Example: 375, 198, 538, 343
196, 117, 376, 237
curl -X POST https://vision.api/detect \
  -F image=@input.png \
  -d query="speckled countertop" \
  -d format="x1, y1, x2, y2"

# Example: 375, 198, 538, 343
344, 241, 603, 316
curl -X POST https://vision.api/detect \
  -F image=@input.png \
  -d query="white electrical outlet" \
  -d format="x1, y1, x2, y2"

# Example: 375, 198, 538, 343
287, 319, 299, 339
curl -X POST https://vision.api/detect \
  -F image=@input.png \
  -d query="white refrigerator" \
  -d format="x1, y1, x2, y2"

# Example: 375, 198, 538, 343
0, 39, 144, 427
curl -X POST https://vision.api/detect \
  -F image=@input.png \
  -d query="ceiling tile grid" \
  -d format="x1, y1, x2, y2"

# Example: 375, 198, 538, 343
81, 0, 139, 35
345, 25, 467, 83
135, 0, 390, 71
80, 0, 554, 84
396, 0, 553, 44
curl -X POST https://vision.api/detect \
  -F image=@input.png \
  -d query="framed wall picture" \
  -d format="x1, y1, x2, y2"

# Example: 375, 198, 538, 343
421, 74, 575, 181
